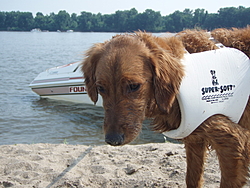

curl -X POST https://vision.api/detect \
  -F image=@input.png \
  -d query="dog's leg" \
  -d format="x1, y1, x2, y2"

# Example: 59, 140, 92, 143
184, 136, 207, 188
201, 115, 250, 188
213, 127, 249, 188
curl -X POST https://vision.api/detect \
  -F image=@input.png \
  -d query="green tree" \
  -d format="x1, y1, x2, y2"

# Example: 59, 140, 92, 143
17, 12, 33, 31
47, 13, 57, 31
54, 10, 71, 31
193, 9, 208, 28
203, 13, 220, 30
0, 12, 5, 30
78, 11, 93, 31
126, 8, 138, 31
91, 13, 104, 31
4, 11, 19, 30
166, 9, 194, 32
162, 15, 175, 32
218, 7, 239, 27
114, 10, 128, 32
70, 13, 78, 30
34, 12, 46, 29
239, 7, 250, 27
135, 9, 162, 32
182, 9, 193, 29
103, 14, 115, 31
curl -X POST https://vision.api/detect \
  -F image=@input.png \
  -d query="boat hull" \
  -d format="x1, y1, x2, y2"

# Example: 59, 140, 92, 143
29, 61, 102, 106
31, 85, 102, 105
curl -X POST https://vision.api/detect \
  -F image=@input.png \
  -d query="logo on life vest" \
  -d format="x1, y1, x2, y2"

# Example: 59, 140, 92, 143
210, 70, 219, 86
201, 70, 235, 104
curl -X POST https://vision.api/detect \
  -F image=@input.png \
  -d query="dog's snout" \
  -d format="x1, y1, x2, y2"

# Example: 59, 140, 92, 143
105, 133, 124, 146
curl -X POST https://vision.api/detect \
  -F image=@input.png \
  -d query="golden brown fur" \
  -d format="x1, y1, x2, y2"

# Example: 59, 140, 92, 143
82, 28, 250, 188
211, 27, 250, 57
177, 29, 219, 53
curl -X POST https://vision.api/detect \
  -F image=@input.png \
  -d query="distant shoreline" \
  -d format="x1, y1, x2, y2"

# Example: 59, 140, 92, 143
1, 6, 249, 33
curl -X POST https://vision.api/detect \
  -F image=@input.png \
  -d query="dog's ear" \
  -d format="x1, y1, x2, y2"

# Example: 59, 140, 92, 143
150, 53, 184, 113
137, 32, 185, 113
81, 43, 104, 104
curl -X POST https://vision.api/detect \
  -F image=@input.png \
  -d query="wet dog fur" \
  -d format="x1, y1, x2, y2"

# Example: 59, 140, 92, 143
82, 27, 250, 188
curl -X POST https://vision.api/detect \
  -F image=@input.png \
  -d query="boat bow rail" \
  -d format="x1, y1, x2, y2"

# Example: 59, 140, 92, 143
29, 62, 84, 88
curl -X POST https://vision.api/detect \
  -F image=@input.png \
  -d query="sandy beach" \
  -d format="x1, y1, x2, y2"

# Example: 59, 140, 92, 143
0, 143, 249, 188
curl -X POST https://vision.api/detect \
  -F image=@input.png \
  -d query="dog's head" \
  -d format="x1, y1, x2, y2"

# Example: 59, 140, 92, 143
82, 32, 185, 146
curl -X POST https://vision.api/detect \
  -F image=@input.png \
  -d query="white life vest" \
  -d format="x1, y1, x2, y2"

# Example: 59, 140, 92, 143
163, 48, 250, 139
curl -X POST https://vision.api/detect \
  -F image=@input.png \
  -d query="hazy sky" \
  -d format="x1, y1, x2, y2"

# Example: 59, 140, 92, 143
1, 0, 249, 16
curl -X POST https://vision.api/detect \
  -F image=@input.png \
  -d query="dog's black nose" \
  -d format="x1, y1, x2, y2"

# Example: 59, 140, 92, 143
105, 133, 124, 146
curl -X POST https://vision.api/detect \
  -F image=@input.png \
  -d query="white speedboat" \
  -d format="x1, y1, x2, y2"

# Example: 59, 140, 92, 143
30, 28, 41, 32
29, 61, 102, 106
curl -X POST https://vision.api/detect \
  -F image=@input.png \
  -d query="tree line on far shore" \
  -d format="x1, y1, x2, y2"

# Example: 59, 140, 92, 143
0, 6, 249, 33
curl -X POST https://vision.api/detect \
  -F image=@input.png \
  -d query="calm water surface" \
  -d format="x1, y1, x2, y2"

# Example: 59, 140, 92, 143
0, 31, 166, 145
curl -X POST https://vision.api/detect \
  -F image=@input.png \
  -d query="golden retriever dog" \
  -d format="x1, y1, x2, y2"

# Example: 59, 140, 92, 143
82, 27, 250, 188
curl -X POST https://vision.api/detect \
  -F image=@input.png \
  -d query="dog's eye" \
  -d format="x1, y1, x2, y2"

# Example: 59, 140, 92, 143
128, 84, 141, 93
97, 86, 105, 93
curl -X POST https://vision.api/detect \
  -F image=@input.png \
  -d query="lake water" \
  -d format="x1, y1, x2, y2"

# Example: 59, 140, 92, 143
0, 31, 167, 145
